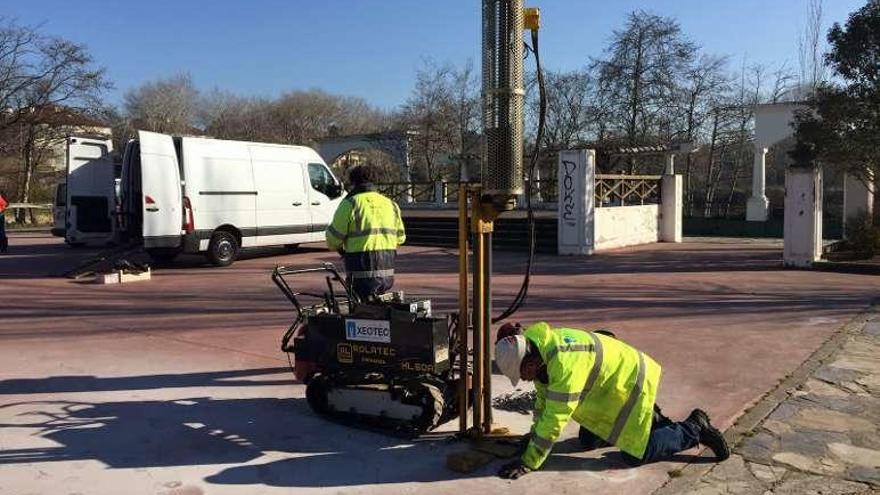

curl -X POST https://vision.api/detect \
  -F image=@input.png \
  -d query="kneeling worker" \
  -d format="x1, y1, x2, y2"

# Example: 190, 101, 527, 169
326, 163, 406, 301
494, 322, 730, 479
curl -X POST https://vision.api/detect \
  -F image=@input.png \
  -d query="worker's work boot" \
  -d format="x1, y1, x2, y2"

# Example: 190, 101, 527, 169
685, 409, 730, 461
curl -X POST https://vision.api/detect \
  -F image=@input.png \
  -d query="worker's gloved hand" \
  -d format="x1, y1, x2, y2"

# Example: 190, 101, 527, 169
498, 460, 532, 480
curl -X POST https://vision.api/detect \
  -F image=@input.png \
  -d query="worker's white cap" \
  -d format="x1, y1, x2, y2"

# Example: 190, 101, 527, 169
495, 334, 528, 387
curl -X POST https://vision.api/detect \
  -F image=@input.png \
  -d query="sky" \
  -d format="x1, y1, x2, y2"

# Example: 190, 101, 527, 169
4, 0, 867, 111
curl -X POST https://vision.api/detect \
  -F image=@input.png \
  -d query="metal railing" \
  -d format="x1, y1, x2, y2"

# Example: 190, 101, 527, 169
376, 181, 437, 204
374, 175, 663, 210
7, 203, 53, 211
594, 174, 662, 207
3, 203, 54, 225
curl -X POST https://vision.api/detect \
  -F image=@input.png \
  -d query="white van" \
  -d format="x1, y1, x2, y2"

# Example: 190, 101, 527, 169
119, 130, 345, 266
52, 136, 118, 245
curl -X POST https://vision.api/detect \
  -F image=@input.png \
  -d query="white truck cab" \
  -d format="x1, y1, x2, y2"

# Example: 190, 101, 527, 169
120, 130, 344, 266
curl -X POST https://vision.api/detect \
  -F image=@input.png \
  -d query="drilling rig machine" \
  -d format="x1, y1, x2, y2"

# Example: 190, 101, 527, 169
272, 0, 542, 438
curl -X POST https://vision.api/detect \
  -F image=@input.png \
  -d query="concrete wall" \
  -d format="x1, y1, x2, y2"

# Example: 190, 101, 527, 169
754, 103, 801, 149
594, 205, 660, 251
556, 148, 683, 255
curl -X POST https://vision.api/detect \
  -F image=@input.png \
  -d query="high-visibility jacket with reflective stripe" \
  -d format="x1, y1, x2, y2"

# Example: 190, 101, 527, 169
521, 322, 662, 470
325, 191, 405, 253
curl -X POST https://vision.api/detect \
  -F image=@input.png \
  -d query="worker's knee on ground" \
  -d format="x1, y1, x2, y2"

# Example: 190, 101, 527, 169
578, 426, 610, 451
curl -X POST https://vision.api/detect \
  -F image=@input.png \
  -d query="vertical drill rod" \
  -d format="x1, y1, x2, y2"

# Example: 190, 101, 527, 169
457, 184, 470, 433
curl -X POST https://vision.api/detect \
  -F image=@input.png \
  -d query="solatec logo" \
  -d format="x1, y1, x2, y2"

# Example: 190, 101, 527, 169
345, 319, 391, 343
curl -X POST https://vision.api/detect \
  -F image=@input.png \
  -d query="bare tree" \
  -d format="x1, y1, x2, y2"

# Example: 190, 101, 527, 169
798, 0, 827, 94
531, 68, 595, 149
674, 54, 730, 212
592, 11, 698, 171
0, 18, 109, 216
201, 90, 272, 141
448, 60, 480, 181
123, 73, 199, 135
397, 59, 479, 181
200, 88, 387, 146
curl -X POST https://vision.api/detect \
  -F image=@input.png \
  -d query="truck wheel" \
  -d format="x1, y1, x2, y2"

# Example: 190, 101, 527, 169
147, 247, 180, 264
207, 231, 239, 267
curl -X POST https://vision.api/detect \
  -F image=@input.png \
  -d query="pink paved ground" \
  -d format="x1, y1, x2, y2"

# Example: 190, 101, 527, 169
0, 233, 876, 495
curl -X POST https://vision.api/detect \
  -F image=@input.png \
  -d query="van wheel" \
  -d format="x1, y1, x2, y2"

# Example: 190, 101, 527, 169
207, 231, 239, 267
147, 247, 180, 264
284, 243, 300, 251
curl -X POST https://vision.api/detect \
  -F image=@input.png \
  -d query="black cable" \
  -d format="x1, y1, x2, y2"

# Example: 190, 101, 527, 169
493, 28, 546, 324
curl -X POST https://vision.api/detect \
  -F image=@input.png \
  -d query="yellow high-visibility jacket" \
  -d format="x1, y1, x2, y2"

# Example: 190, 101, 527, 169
326, 190, 406, 254
521, 322, 662, 470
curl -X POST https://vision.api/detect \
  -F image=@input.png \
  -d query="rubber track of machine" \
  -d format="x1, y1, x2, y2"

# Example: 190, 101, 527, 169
305, 373, 332, 416
412, 381, 444, 435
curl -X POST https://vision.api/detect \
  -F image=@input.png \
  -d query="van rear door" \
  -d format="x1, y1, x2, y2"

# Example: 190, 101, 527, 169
138, 130, 182, 248
51, 181, 66, 237
65, 136, 115, 245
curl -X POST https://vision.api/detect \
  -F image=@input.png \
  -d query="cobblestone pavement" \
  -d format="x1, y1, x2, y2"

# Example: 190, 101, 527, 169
658, 307, 880, 494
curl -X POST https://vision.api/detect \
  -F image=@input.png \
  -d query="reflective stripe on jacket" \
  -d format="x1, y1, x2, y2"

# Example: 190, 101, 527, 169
521, 322, 662, 470
325, 190, 405, 255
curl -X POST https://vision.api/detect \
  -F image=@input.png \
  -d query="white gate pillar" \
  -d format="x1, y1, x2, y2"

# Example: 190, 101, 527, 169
660, 174, 683, 242
747, 146, 770, 221
784, 166, 823, 267
557, 149, 595, 255
664, 153, 675, 175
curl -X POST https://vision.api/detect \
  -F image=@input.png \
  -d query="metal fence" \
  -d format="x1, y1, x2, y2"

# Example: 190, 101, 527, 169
4, 203, 54, 225
594, 174, 662, 207
375, 182, 437, 204
374, 175, 663, 210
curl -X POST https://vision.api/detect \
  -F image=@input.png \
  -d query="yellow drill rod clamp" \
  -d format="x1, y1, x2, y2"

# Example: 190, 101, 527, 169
523, 7, 540, 31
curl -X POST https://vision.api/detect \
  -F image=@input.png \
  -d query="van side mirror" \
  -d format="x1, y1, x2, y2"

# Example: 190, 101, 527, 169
327, 183, 343, 199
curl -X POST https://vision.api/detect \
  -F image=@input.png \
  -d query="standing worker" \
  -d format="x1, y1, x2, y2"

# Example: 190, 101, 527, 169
494, 321, 729, 479
326, 163, 406, 301
0, 191, 8, 254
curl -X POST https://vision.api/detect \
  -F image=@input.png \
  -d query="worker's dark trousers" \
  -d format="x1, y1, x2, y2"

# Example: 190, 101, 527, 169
347, 275, 394, 301
343, 250, 395, 301
578, 406, 699, 466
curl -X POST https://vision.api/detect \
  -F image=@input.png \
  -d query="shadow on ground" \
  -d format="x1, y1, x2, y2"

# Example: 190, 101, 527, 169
0, 367, 708, 489
0, 233, 329, 279
0, 368, 480, 487
0, 367, 293, 395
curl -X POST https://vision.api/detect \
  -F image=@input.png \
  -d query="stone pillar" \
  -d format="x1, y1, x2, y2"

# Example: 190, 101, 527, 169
660, 174, 683, 242
433, 180, 445, 207
843, 172, 875, 239
784, 166, 823, 267
746, 146, 770, 221
557, 149, 595, 255
402, 139, 413, 204
664, 153, 675, 175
